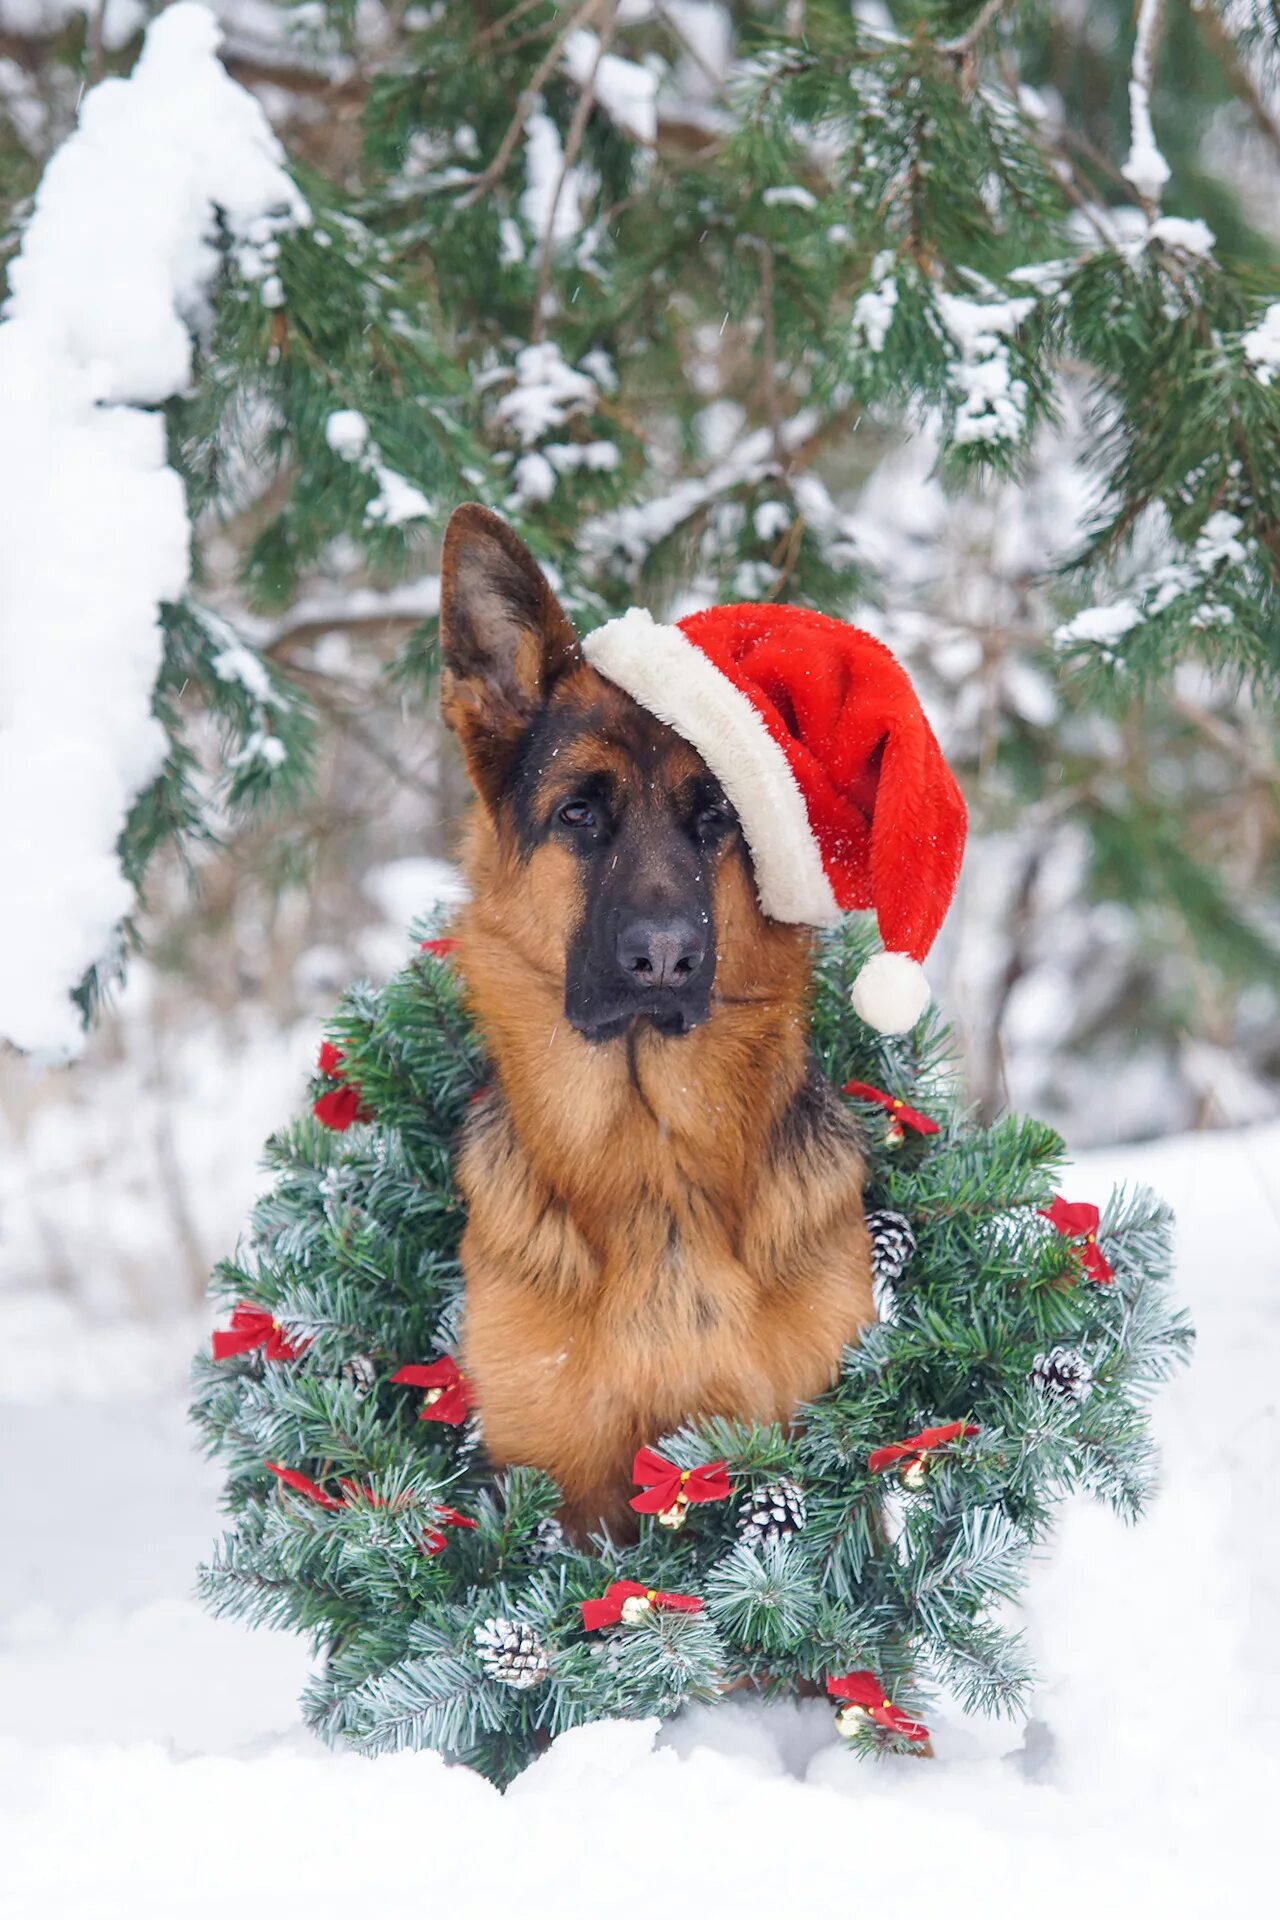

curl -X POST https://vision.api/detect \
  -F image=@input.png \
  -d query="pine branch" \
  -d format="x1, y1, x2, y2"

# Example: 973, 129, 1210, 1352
189, 929, 1191, 1780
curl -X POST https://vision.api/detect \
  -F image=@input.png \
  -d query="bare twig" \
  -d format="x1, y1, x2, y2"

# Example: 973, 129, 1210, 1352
942, 0, 1017, 61
258, 611, 424, 658
757, 241, 788, 469
532, 1, 617, 342
765, 512, 806, 600
972, 831, 1048, 1126
1170, 692, 1280, 787
273, 664, 442, 800
653, 0, 722, 87
88, 0, 106, 85
478, 0, 547, 44
153, 1096, 209, 1303
458, 0, 606, 208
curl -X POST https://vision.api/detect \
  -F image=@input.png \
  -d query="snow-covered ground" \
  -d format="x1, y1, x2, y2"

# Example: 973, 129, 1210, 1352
3, 1122, 1277, 1917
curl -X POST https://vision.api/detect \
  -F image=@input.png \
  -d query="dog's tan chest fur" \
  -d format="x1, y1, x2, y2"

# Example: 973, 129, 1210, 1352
457, 1012, 873, 1534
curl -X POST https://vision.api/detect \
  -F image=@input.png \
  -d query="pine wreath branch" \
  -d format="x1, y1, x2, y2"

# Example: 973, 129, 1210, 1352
192, 924, 1189, 1783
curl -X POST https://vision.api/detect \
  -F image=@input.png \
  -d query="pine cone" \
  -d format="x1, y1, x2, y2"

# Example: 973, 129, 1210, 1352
474, 1617, 549, 1690
318, 1161, 363, 1216
341, 1353, 378, 1399
1031, 1346, 1094, 1405
531, 1514, 566, 1558
866, 1209, 916, 1285
865, 1208, 916, 1320
737, 1477, 807, 1550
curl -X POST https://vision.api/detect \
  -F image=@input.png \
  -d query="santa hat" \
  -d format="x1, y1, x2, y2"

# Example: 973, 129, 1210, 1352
581, 602, 966, 1034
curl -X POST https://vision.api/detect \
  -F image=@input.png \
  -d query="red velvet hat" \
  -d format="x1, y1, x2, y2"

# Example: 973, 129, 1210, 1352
582, 602, 966, 1033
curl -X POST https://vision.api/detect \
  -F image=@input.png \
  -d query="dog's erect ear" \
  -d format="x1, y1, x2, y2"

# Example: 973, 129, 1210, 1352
439, 504, 580, 809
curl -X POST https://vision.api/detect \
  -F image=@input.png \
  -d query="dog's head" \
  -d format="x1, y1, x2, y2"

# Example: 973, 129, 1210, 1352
440, 504, 806, 1043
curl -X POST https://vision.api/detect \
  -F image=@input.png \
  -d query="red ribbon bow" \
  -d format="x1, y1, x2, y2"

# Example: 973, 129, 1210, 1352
420, 937, 460, 959
313, 1084, 367, 1130
629, 1447, 731, 1515
827, 1671, 929, 1742
269, 1466, 477, 1554
842, 1080, 939, 1139
267, 1462, 345, 1509
422, 1505, 480, 1555
1040, 1196, 1115, 1284
313, 1042, 374, 1132
433, 1504, 477, 1531
337, 1480, 407, 1510
867, 1419, 979, 1476
391, 1356, 473, 1425
581, 1580, 704, 1631
212, 1303, 307, 1364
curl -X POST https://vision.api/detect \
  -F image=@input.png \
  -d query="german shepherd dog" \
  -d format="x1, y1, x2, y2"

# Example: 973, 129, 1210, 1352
440, 505, 873, 1536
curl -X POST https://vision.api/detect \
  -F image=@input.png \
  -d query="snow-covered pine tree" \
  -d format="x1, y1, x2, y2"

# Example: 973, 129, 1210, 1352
2, 4, 1276, 1114
192, 922, 1190, 1785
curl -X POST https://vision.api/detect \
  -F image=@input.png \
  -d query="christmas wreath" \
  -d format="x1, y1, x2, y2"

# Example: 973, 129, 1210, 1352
193, 923, 1189, 1785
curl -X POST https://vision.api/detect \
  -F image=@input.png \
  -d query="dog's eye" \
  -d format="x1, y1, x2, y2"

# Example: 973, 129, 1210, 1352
557, 800, 596, 830
696, 801, 733, 834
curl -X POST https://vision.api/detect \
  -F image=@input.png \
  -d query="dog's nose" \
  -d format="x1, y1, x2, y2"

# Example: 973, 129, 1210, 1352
616, 915, 706, 990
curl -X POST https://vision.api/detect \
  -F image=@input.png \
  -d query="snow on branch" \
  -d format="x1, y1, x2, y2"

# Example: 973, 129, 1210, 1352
1242, 301, 1280, 387
1121, 0, 1170, 212
563, 28, 658, 145
1055, 512, 1250, 660
936, 291, 1036, 447
0, 3, 307, 1058
324, 410, 432, 527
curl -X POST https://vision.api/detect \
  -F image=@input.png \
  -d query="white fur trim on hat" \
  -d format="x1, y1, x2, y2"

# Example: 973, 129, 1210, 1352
582, 607, 841, 926
851, 951, 930, 1034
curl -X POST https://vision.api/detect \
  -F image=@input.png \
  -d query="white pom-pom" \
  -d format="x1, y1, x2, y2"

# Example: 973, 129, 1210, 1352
851, 953, 930, 1034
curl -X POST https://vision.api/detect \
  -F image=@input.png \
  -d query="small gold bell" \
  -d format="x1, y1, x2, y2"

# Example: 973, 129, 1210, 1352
657, 1494, 689, 1530
422, 1386, 442, 1407
900, 1453, 929, 1490
620, 1594, 653, 1626
835, 1703, 871, 1738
